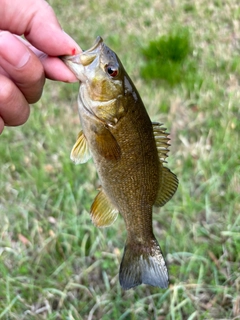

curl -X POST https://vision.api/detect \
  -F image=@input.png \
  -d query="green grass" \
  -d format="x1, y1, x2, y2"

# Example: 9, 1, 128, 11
140, 28, 196, 86
1, 0, 240, 319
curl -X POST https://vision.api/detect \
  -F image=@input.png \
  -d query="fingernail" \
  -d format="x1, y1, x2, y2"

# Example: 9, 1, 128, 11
16, 51, 31, 68
0, 32, 31, 68
62, 30, 82, 53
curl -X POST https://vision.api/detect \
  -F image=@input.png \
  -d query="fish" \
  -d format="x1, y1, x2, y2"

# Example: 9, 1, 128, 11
61, 36, 178, 290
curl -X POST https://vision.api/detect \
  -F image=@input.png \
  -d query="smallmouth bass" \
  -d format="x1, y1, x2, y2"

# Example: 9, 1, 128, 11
62, 37, 178, 290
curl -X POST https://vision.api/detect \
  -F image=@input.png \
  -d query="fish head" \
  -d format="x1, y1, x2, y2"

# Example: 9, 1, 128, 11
61, 36, 124, 103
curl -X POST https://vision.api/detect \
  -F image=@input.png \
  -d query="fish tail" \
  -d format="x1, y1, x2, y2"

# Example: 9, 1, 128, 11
119, 237, 169, 290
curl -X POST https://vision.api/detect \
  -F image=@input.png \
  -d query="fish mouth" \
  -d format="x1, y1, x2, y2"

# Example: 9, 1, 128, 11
85, 36, 103, 53
61, 36, 103, 79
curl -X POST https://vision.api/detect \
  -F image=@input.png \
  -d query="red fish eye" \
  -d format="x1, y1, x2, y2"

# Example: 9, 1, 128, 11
107, 66, 118, 77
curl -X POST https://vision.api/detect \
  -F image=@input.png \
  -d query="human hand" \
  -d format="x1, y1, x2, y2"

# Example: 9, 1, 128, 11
0, 0, 81, 134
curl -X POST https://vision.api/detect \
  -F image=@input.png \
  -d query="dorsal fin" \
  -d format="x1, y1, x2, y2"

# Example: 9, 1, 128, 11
154, 166, 178, 207
152, 122, 170, 163
152, 122, 178, 207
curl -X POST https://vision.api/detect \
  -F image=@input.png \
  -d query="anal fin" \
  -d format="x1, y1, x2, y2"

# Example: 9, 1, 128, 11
70, 130, 92, 164
90, 188, 119, 227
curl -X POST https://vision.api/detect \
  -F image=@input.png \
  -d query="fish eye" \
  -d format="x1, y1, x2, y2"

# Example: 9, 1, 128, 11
106, 65, 119, 77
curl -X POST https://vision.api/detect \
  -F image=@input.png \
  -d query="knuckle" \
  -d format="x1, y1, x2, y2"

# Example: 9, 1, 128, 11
0, 117, 4, 134
0, 78, 15, 104
16, 58, 45, 104
0, 76, 30, 126
29, 61, 45, 86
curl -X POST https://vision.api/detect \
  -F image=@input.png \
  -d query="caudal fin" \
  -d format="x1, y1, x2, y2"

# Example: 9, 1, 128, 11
119, 237, 169, 290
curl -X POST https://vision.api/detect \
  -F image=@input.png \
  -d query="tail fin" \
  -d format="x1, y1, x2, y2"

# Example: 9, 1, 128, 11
119, 237, 169, 290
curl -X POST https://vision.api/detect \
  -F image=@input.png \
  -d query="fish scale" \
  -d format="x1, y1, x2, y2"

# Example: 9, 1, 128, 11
61, 36, 178, 290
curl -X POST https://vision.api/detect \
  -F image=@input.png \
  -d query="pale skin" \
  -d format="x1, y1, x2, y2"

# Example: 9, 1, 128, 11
0, 0, 82, 134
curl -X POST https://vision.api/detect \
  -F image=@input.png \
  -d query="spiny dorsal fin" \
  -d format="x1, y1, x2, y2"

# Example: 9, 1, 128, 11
70, 130, 92, 164
152, 122, 170, 163
154, 166, 178, 207
90, 188, 119, 227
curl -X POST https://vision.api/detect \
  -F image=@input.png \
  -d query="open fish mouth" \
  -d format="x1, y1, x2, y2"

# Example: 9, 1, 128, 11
60, 37, 103, 82
61, 36, 103, 67
85, 36, 103, 53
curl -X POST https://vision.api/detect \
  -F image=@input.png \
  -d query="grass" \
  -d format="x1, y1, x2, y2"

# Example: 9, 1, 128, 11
140, 28, 195, 86
0, 0, 240, 319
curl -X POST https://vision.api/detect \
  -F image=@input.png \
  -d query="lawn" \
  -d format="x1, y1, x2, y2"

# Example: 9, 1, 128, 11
0, 0, 240, 319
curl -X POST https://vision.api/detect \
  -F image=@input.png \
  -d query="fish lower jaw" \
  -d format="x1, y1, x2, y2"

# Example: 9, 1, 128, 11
64, 60, 86, 82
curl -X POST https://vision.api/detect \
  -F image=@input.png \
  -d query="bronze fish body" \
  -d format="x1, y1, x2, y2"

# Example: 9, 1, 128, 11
62, 37, 178, 290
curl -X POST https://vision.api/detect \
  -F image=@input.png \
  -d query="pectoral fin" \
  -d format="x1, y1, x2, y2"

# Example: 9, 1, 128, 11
90, 188, 119, 227
93, 126, 121, 161
154, 166, 178, 207
70, 130, 92, 164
